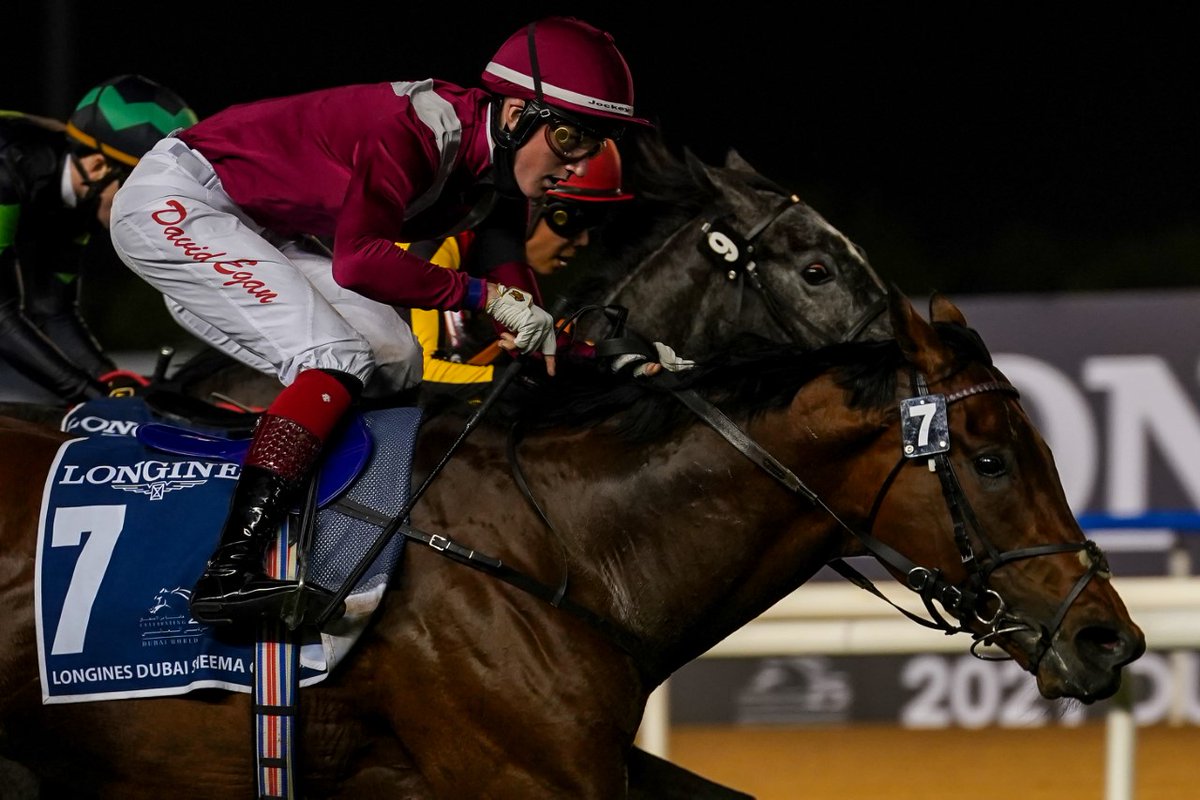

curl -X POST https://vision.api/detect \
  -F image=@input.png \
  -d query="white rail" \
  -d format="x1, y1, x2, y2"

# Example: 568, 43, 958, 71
637, 576, 1200, 800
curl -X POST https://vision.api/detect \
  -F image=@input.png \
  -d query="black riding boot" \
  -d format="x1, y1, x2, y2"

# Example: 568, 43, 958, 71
190, 465, 317, 625
190, 372, 359, 628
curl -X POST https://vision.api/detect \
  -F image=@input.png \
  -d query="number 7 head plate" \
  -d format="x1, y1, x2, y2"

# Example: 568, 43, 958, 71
900, 394, 949, 458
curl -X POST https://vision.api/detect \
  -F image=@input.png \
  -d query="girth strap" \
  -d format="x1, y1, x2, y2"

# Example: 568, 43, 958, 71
331, 496, 664, 684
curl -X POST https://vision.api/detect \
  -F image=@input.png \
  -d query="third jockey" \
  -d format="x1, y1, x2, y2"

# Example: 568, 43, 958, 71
410, 138, 635, 399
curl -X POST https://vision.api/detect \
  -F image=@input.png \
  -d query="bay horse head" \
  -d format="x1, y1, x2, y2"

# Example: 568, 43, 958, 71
576, 128, 892, 355
857, 290, 1147, 699
645, 287, 1143, 701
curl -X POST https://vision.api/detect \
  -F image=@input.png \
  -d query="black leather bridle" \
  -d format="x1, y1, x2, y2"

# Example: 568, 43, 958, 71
695, 189, 888, 346
675, 371, 1108, 672
360, 357, 1107, 684
603, 179, 889, 348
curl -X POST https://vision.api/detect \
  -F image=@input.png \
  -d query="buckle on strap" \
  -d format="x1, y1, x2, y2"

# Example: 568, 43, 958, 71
429, 534, 450, 552
167, 141, 220, 190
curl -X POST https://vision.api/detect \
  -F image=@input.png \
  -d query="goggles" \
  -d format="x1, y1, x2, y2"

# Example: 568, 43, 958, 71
70, 153, 131, 204
544, 119, 607, 162
529, 102, 616, 163
537, 198, 609, 238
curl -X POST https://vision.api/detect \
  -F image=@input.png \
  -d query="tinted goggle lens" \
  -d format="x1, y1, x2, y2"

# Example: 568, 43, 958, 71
545, 120, 605, 162
542, 201, 604, 237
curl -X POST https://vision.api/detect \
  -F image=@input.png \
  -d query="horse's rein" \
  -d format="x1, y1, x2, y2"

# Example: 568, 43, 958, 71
484, 375, 1023, 680
381, 361, 1096, 684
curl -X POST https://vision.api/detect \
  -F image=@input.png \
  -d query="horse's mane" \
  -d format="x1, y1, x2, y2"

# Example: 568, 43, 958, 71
496, 322, 993, 442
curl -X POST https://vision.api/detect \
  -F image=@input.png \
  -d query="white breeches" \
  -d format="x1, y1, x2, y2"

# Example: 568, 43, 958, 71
109, 137, 422, 396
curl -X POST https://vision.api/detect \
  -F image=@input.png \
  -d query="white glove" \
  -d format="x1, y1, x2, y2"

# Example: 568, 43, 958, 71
612, 341, 696, 378
485, 285, 557, 358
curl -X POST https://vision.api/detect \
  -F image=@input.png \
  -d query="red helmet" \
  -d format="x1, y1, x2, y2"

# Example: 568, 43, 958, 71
532, 140, 632, 238
545, 140, 633, 203
482, 17, 650, 128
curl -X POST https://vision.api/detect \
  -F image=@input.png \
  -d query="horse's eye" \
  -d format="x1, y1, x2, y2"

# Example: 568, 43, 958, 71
801, 262, 832, 285
974, 454, 1007, 477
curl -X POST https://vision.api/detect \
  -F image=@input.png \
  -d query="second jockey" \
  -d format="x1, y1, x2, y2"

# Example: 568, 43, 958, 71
108, 16, 651, 627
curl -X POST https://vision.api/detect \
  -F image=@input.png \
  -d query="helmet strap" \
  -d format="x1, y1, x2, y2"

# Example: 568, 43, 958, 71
526, 22, 544, 103
526, 200, 546, 240
491, 21, 548, 154
487, 19, 560, 198
489, 141, 523, 199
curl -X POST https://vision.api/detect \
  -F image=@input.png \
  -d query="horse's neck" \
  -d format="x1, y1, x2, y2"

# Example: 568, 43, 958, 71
407, 389, 893, 677
571, 383, 902, 671
601, 221, 724, 351
528, 401, 875, 667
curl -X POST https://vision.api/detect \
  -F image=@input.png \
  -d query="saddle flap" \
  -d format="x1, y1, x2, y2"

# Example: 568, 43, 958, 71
136, 414, 374, 509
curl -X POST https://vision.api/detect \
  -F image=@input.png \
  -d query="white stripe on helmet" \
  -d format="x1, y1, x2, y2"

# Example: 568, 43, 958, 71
483, 62, 634, 118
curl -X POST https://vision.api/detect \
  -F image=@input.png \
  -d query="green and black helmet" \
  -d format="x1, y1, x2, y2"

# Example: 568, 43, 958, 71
66, 74, 197, 167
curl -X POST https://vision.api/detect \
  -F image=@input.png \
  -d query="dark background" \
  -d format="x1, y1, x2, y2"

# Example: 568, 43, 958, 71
9, 3, 1199, 349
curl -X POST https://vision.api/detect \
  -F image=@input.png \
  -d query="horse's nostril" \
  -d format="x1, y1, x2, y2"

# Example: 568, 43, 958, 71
1075, 624, 1143, 667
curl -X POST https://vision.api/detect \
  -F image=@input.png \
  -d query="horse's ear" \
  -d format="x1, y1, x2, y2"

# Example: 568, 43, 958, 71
724, 149, 756, 172
889, 285, 953, 376
928, 291, 967, 326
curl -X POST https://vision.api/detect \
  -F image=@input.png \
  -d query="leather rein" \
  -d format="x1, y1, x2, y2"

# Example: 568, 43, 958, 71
661, 371, 1106, 673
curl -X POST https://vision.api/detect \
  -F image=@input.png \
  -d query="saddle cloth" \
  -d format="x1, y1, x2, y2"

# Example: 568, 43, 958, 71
38, 398, 421, 704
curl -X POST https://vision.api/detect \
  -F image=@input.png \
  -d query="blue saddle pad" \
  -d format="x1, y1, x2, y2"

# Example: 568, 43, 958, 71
135, 416, 373, 510
64, 398, 372, 508
62, 396, 157, 437
38, 402, 422, 704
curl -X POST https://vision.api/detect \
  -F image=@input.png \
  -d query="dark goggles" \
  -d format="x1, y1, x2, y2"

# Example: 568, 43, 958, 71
537, 198, 609, 238
70, 153, 131, 203
544, 119, 607, 162
530, 102, 618, 163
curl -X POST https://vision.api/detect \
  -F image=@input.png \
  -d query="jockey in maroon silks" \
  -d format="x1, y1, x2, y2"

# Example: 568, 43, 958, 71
109, 16, 652, 627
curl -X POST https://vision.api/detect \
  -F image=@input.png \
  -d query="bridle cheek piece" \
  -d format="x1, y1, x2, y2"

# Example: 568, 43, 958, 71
697, 192, 888, 346
858, 372, 1107, 669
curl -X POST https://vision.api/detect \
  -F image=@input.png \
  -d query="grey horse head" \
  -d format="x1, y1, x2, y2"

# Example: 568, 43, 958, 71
573, 131, 892, 357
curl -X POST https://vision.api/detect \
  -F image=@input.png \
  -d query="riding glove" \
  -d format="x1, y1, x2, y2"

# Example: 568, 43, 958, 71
485, 285, 557, 358
613, 341, 696, 378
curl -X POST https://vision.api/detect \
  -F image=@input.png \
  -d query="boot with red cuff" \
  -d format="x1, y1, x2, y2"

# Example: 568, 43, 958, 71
189, 368, 360, 628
